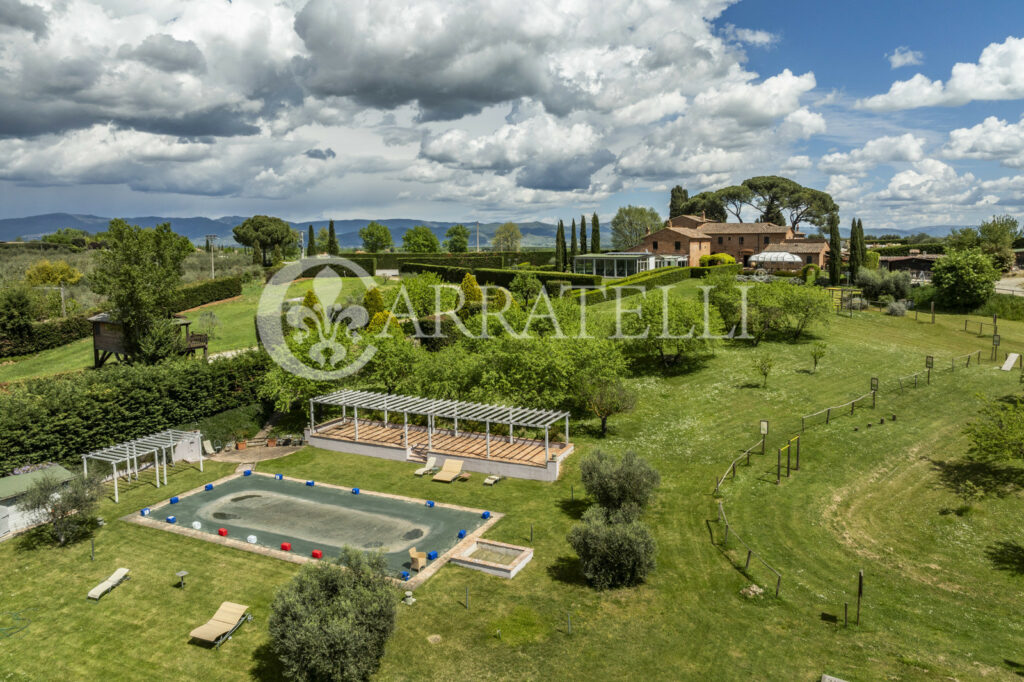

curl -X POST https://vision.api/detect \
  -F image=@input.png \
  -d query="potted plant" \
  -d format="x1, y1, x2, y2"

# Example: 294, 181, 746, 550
267, 435, 277, 447
233, 428, 248, 450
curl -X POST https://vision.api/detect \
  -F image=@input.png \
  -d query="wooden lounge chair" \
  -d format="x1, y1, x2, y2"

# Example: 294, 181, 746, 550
189, 601, 251, 649
202, 440, 217, 457
88, 567, 130, 600
483, 475, 501, 486
432, 459, 463, 483
414, 456, 437, 477
409, 547, 427, 571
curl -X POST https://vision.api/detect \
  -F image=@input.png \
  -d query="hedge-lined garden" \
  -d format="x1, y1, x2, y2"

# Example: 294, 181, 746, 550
0, 350, 269, 473
174, 275, 243, 311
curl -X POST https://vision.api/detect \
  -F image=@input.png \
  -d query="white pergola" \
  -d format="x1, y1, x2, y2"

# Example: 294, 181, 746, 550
81, 429, 198, 503
310, 389, 570, 459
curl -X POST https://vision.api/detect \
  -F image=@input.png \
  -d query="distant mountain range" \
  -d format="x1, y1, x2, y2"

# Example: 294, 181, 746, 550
0, 212, 967, 247
0, 213, 569, 248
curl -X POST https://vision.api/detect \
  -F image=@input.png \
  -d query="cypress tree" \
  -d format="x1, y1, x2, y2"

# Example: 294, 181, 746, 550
570, 218, 578, 269
307, 225, 316, 256
580, 214, 588, 254
591, 213, 600, 253
204, 236, 211, 253
555, 220, 566, 272
848, 217, 862, 280
828, 213, 842, 285
327, 219, 339, 256
856, 218, 867, 264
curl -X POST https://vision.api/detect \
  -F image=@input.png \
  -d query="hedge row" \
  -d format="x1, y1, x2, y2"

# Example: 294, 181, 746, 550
689, 263, 743, 278
0, 315, 92, 358
174, 276, 243, 311
374, 252, 504, 270
574, 267, 693, 305
264, 257, 378, 281
0, 351, 270, 473
873, 243, 946, 257
396, 262, 471, 282
473, 267, 602, 288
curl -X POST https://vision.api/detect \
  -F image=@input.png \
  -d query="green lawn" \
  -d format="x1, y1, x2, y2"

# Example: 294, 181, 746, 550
0, 276, 387, 383
4, 305, 1024, 680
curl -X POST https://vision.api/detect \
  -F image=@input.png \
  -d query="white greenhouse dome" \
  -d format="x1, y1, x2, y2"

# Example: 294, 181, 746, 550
749, 251, 802, 265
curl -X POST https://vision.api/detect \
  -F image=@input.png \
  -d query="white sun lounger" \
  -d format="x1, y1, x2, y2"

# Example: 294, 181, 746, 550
88, 568, 130, 600
203, 440, 217, 456
414, 456, 437, 477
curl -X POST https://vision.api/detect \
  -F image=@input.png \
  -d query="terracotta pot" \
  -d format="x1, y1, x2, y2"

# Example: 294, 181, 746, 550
237, 440, 247, 450
267, 437, 277, 447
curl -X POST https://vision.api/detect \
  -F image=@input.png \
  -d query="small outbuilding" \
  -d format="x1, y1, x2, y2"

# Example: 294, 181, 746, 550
748, 251, 803, 272
0, 464, 75, 537
88, 313, 208, 368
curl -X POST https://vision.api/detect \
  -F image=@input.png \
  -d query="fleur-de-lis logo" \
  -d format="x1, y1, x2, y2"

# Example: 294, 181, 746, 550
286, 269, 369, 368
259, 257, 378, 380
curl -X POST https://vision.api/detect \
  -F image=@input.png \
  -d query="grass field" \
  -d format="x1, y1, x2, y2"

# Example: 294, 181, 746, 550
4, 300, 1024, 680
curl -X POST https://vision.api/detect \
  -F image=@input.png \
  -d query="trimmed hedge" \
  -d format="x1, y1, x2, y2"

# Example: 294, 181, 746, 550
473, 268, 602, 288
264, 257, 378, 281
0, 315, 92, 358
873, 243, 946, 257
174, 276, 243, 311
574, 267, 692, 306
689, 263, 742, 278
396, 262, 472, 283
374, 252, 503, 270
0, 351, 270, 473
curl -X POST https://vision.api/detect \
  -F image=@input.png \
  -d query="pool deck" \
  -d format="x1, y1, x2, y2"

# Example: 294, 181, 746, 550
123, 470, 502, 589
309, 417, 574, 482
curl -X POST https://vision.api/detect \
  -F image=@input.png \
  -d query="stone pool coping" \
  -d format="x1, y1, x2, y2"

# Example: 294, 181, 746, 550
122, 470, 503, 589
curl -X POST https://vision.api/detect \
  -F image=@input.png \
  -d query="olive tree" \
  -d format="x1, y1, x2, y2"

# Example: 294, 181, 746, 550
17, 471, 104, 546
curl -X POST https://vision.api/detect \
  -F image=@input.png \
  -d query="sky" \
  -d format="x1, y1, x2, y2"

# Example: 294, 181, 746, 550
2, 0, 1024, 230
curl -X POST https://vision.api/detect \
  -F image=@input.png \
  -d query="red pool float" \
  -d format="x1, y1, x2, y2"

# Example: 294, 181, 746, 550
281, 542, 291, 552
311, 549, 323, 559
217, 528, 228, 537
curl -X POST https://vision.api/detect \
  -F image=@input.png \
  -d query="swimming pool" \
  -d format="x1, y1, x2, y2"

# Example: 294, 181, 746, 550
135, 472, 494, 577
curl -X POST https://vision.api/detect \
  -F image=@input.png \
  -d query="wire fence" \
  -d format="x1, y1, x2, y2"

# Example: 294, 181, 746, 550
713, 436, 765, 494
717, 501, 782, 597
963, 319, 997, 336
801, 392, 875, 430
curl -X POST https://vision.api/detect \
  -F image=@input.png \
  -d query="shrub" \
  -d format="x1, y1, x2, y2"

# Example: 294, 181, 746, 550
975, 293, 1024, 322
874, 242, 946, 256
690, 263, 742, 278
886, 301, 907, 316
932, 248, 1000, 310
0, 351, 269, 473
510, 272, 543, 302
397, 262, 470, 283
580, 451, 661, 513
855, 269, 910, 301
473, 267, 600, 288
699, 253, 736, 266
800, 263, 820, 284
265, 257, 377, 281
269, 548, 396, 682
362, 288, 385, 318
567, 506, 657, 590
17, 470, 104, 546
848, 296, 868, 310
544, 279, 571, 297
459, 273, 483, 304
574, 267, 691, 306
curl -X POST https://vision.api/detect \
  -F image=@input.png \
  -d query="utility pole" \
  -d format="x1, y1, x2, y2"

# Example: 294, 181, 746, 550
204, 234, 218, 279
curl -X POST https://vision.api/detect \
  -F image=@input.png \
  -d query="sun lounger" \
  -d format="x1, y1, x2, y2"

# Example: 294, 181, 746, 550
87, 567, 130, 600
189, 601, 251, 649
409, 547, 427, 571
483, 475, 501, 486
202, 440, 216, 457
414, 456, 437, 477
432, 459, 463, 483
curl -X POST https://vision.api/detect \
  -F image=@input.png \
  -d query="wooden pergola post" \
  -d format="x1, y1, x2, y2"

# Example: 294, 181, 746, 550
454, 407, 459, 437
485, 421, 490, 458
428, 415, 433, 450
564, 416, 569, 444
544, 426, 549, 459
354, 407, 359, 441
403, 413, 409, 448
309, 399, 315, 434
112, 461, 118, 503
162, 446, 169, 486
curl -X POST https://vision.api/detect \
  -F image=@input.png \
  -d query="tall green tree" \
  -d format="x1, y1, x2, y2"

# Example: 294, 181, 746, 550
591, 213, 601, 253
444, 223, 470, 253
669, 185, 689, 218
327, 219, 340, 255
848, 218, 863, 280
742, 176, 795, 225
268, 549, 396, 682
977, 214, 1020, 271
610, 206, 662, 250
717, 185, 754, 221
306, 225, 316, 256
92, 220, 193, 353
492, 222, 522, 252
579, 213, 588, 253
359, 221, 393, 253
402, 225, 441, 253
932, 247, 1000, 310
204, 236, 211, 253
827, 212, 842, 285
233, 215, 295, 266
570, 218, 578, 268
555, 220, 566, 271
676, 192, 727, 222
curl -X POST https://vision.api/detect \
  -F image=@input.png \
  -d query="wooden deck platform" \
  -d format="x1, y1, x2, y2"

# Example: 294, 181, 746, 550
315, 419, 570, 468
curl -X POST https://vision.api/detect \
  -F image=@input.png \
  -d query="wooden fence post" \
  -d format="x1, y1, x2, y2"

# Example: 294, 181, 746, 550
786, 449, 790, 477
931, 302, 935, 323
826, 407, 831, 424
795, 438, 800, 470
856, 570, 863, 625
776, 449, 781, 484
